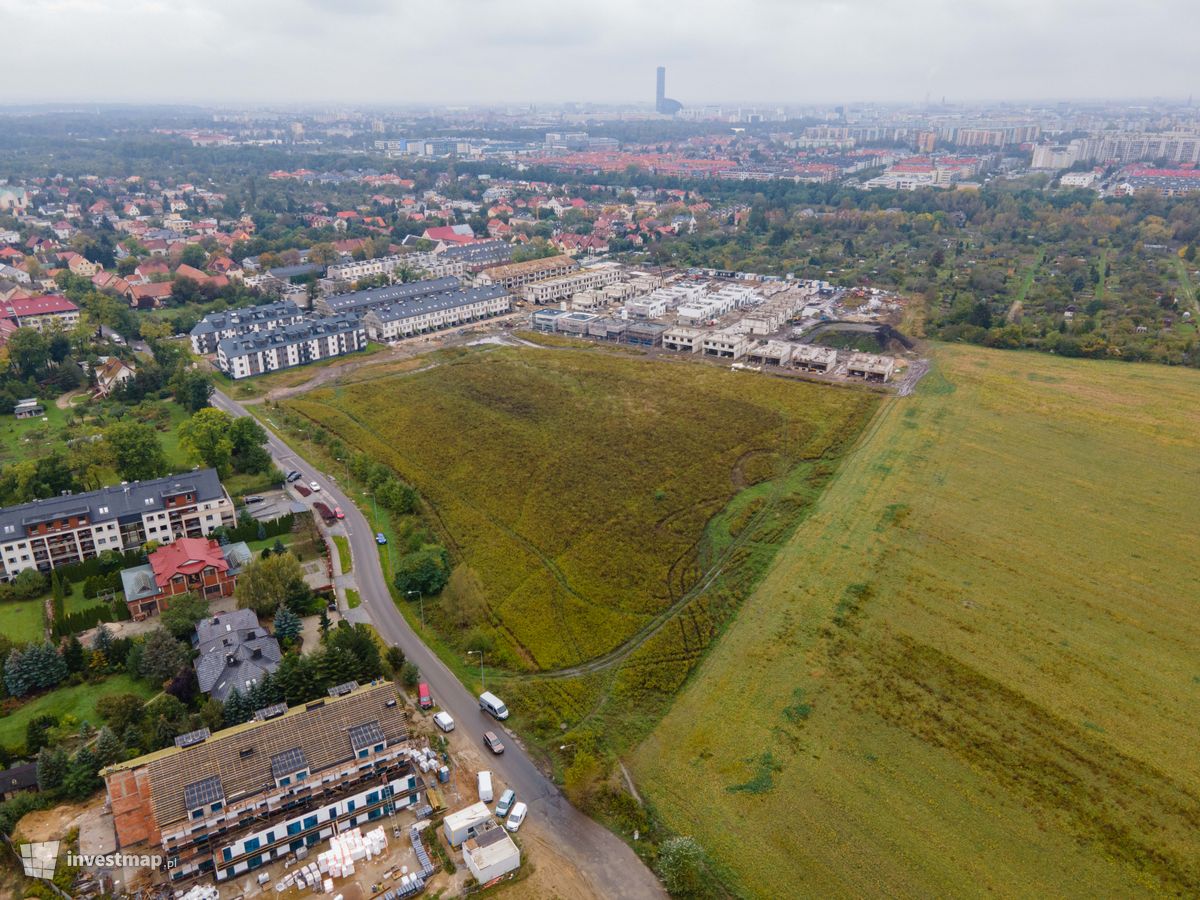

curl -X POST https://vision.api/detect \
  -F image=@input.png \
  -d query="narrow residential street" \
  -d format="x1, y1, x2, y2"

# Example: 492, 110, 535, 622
211, 389, 666, 899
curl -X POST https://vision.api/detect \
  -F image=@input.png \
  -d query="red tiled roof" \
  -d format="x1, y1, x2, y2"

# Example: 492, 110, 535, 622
148, 537, 229, 583
174, 264, 210, 282
4, 295, 79, 318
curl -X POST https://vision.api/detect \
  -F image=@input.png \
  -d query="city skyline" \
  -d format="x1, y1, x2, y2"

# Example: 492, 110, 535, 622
0, 0, 1197, 106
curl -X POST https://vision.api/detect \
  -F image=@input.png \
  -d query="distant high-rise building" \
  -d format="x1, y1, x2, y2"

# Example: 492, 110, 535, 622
655, 66, 682, 115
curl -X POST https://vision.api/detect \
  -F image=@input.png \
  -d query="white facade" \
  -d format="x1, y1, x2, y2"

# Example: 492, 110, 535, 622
521, 264, 622, 304
326, 253, 465, 284
443, 802, 493, 847
702, 330, 750, 359
216, 316, 367, 380
462, 828, 521, 883
662, 326, 705, 352
363, 288, 510, 342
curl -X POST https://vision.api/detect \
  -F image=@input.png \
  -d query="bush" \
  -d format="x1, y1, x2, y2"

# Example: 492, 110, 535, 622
392, 546, 451, 597
656, 836, 710, 898
53, 603, 116, 639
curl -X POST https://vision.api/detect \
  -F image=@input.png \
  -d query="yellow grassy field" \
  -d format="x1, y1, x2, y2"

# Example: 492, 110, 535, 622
285, 346, 875, 673
632, 344, 1200, 898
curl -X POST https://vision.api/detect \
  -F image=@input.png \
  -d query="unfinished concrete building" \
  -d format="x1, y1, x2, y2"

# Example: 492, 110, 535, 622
662, 325, 705, 353
746, 340, 794, 366
702, 330, 750, 360
846, 352, 896, 382
791, 344, 838, 373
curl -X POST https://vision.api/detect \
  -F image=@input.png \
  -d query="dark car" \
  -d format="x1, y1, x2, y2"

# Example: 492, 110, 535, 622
286, 470, 302, 483
483, 731, 505, 755
243, 495, 265, 505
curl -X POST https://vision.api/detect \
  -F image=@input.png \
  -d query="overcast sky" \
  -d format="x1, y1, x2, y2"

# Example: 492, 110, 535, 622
1, 0, 1196, 107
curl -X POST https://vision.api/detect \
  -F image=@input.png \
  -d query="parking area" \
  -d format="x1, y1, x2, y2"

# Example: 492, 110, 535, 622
242, 488, 304, 523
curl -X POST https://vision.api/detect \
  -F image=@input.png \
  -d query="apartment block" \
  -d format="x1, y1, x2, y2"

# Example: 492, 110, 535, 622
363, 285, 510, 341
314, 276, 462, 317
102, 681, 423, 884
0, 469, 233, 579
215, 315, 367, 379
521, 264, 622, 304
474, 255, 578, 291
325, 253, 464, 284
189, 300, 306, 354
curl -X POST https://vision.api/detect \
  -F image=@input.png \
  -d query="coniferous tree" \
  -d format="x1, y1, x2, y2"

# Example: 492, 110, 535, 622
36, 746, 68, 791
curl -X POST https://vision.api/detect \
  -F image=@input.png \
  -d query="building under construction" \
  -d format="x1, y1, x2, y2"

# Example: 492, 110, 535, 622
102, 681, 423, 884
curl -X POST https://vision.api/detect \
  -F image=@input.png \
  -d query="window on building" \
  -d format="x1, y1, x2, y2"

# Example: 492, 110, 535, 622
243, 837, 260, 853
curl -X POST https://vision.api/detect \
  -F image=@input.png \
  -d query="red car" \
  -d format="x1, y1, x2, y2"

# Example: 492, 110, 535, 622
418, 682, 433, 710
334, 506, 345, 519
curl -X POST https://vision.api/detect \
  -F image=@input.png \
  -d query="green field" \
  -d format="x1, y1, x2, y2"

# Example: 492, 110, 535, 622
633, 344, 1200, 898
0, 599, 44, 644
0, 402, 68, 465
0, 675, 157, 751
284, 347, 876, 674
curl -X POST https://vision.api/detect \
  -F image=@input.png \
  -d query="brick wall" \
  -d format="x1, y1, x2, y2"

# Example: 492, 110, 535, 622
106, 768, 161, 848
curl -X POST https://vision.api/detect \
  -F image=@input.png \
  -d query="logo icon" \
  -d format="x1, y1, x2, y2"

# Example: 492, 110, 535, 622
18, 841, 60, 879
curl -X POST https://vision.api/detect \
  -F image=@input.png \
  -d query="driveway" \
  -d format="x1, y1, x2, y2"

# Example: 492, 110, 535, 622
211, 389, 665, 899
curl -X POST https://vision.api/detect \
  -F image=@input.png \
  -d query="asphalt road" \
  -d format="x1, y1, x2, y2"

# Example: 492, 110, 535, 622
212, 389, 665, 899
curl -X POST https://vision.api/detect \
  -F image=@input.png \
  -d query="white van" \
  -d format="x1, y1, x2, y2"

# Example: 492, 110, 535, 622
433, 711, 455, 733
479, 691, 509, 720
477, 770, 494, 803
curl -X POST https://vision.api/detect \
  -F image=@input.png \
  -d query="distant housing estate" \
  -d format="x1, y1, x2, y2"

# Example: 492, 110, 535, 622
475, 255, 578, 291
314, 276, 462, 317
362, 285, 510, 341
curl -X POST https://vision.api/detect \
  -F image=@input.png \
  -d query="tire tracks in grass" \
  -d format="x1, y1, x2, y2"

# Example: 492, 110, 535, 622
520, 392, 902, 685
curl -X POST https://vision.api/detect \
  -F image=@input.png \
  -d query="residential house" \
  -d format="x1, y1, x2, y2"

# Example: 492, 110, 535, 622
193, 608, 281, 701
120, 537, 251, 620
94, 357, 137, 397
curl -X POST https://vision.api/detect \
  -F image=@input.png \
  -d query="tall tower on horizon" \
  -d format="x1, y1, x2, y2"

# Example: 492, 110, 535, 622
655, 66, 682, 115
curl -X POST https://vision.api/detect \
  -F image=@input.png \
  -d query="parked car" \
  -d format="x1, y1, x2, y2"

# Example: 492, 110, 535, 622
286, 470, 302, 483
243, 495, 265, 505
375, 533, 387, 545
494, 789, 515, 818
433, 711, 455, 733
334, 506, 345, 519
418, 682, 433, 710
505, 802, 527, 832
479, 691, 509, 720
483, 731, 505, 755
477, 770, 493, 803
309, 481, 321, 492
